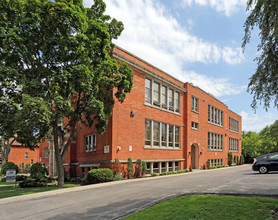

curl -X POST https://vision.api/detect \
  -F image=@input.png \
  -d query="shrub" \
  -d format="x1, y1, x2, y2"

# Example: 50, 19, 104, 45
16, 175, 27, 181
177, 169, 187, 173
19, 177, 48, 188
160, 172, 168, 175
1, 162, 19, 175
185, 168, 190, 172
134, 159, 142, 178
1, 177, 6, 182
87, 168, 113, 184
207, 160, 211, 169
228, 153, 233, 166
151, 172, 158, 177
112, 159, 122, 175
114, 173, 122, 181
127, 158, 134, 179
25, 163, 31, 173
240, 155, 245, 165
142, 161, 147, 177
30, 163, 47, 179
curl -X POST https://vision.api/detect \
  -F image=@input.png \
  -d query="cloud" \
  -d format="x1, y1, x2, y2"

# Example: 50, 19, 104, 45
83, 0, 245, 97
181, 0, 246, 16
240, 111, 276, 132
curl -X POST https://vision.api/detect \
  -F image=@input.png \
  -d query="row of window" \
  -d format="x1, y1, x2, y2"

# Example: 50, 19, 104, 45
208, 105, 223, 126
229, 117, 239, 133
209, 159, 223, 166
145, 78, 180, 113
208, 132, 223, 151
146, 161, 180, 174
229, 138, 239, 152
145, 119, 180, 148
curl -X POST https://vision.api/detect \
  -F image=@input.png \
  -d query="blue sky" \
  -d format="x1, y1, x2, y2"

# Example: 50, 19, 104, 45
83, 0, 277, 132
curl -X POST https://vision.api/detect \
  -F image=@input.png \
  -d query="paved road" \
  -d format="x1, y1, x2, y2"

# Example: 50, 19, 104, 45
1, 164, 278, 220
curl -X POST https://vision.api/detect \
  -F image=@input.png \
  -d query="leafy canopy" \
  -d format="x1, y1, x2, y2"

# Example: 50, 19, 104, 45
242, 0, 278, 110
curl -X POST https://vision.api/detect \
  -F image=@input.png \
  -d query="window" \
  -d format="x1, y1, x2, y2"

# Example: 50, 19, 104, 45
145, 78, 151, 104
229, 138, 238, 152
25, 152, 28, 159
168, 125, 174, 147
191, 122, 199, 130
208, 105, 223, 126
209, 159, 223, 166
175, 126, 180, 147
145, 78, 180, 113
191, 96, 198, 112
174, 91, 180, 113
145, 119, 180, 149
229, 117, 239, 133
208, 132, 223, 151
85, 134, 96, 152
162, 86, 167, 109
169, 89, 174, 111
31, 159, 34, 165
161, 123, 167, 146
269, 153, 278, 160
153, 122, 160, 146
44, 147, 49, 158
145, 120, 151, 145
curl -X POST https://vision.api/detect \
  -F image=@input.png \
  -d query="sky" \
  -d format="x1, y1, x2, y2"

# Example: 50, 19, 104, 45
83, 0, 278, 132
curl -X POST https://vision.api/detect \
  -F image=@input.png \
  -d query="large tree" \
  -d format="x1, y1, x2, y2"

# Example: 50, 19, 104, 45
0, 0, 133, 186
242, 0, 278, 110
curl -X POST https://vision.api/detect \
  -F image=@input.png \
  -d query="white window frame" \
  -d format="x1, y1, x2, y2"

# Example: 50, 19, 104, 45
85, 134, 97, 152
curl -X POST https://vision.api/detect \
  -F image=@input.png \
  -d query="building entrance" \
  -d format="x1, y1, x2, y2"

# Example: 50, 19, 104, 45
191, 144, 199, 169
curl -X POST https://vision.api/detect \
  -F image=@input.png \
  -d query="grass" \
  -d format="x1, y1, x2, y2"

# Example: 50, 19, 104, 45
125, 195, 278, 220
0, 183, 78, 199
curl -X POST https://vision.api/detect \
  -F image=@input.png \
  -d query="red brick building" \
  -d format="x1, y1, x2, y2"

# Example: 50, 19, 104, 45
39, 46, 242, 177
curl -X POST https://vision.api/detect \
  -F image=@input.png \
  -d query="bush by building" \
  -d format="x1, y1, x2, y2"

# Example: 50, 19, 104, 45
87, 168, 113, 184
1, 162, 19, 175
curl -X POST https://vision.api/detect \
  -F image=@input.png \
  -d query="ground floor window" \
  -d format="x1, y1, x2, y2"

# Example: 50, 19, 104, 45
209, 159, 223, 167
145, 161, 182, 174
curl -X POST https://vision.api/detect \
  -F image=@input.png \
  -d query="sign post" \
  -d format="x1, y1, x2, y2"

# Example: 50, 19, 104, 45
6, 169, 16, 187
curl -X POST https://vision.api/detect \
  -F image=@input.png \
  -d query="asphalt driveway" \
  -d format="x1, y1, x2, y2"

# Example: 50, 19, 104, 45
0, 164, 277, 220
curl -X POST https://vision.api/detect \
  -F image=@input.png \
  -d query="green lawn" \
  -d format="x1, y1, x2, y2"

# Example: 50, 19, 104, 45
125, 195, 278, 220
0, 184, 78, 199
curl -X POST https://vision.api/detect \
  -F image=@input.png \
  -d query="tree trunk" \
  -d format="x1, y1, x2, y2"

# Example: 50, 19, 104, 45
53, 123, 64, 187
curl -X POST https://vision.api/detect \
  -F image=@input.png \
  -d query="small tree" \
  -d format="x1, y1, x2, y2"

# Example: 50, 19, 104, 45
240, 155, 245, 165
112, 159, 122, 176
134, 159, 142, 178
142, 161, 147, 177
228, 153, 233, 166
1, 162, 19, 175
30, 163, 47, 179
206, 160, 211, 169
127, 158, 134, 179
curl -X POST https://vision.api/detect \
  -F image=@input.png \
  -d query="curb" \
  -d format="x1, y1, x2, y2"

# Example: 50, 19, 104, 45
0, 164, 252, 205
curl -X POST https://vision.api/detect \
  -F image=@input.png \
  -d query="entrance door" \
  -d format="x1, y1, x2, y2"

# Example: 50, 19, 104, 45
191, 144, 199, 169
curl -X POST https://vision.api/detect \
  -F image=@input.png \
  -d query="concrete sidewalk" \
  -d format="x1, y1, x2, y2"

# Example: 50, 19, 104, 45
0, 165, 245, 205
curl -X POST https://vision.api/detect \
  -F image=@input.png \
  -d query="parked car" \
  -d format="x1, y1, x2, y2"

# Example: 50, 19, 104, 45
252, 152, 278, 174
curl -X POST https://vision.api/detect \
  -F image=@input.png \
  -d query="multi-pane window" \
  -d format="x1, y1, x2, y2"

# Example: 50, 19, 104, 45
25, 152, 28, 159
145, 119, 180, 148
175, 127, 180, 147
44, 147, 49, 158
229, 138, 239, 152
168, 125, 174, 147
229, 117, 239, 133
145, 78, 151, 104
208, 105, 223, 126
153, 122, 160, 146
209, 159, 223, 166
162, 86, 167, 109
153, 82, 160, 106
85, 134, 96, 152
161, 123, 167, 146
145, 120, 151, 145
145, 78, 180, 113
191, 122, 199, 130
208, 132, 223, 151
191, 96, 198, 112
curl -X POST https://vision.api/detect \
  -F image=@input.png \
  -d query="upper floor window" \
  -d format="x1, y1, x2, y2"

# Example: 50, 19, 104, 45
85, 134, 96, 152
208, 132, 223, 151
229, 138, 238, 152
191, 122, 199, 130
145, 78, 180, 113
25, 152, 28, 159
229, 117, 239, 133
208, 105, 223, 126
191, 96, 198, 112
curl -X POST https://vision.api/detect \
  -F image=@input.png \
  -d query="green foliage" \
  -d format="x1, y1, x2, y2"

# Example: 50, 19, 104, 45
0, 0, 133, 187
19, 177, 48, 188
207, 160, 211, 169
114, 173, 122, 181
112, 159, 122, 175
1, 177, 6, 182
151, 172, 159, 177
240, 155, 245, 165
30, 163, 47, 179
127, 158, 134, 179
134, 159, 142, 178
87, 168, 113, 184
242, 0, 278, 110
16, 175, 27, 182
141, 161, 147, 177
19, 163, 31, 174
228, 153, 233, 166
1, 162, 19, 175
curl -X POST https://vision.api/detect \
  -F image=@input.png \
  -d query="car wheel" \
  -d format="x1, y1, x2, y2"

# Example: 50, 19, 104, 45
259, 166, 268, 174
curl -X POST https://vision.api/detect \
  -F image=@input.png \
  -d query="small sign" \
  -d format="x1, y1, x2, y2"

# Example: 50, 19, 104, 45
129, 145, 132, 151
104, 145, 109, 153
6, 169, 16, 182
